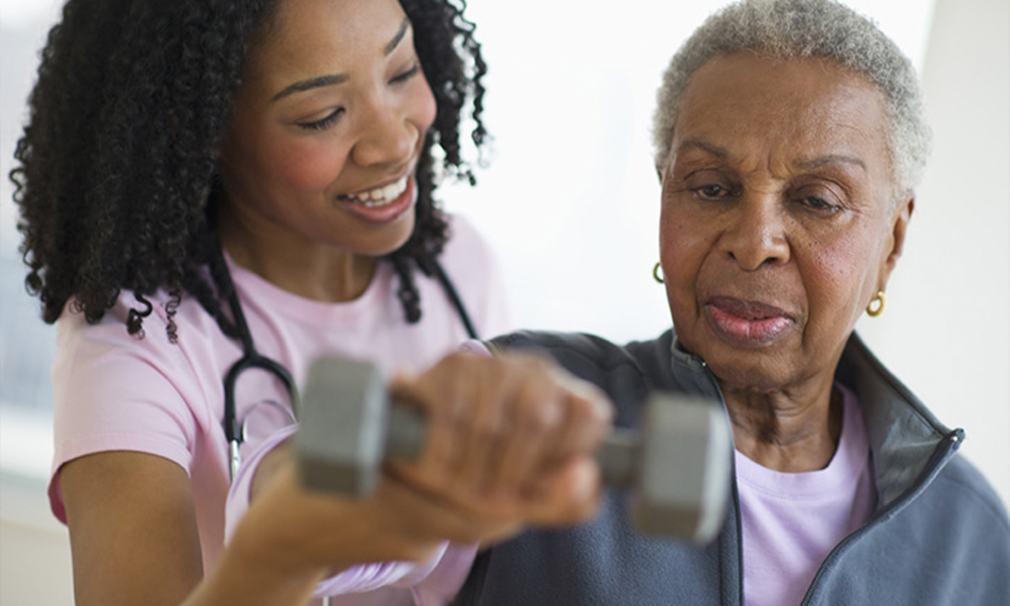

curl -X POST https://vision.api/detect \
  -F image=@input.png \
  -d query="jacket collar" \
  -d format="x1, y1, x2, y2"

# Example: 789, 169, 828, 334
835, 332, 961, 508
667, 330, 961, 510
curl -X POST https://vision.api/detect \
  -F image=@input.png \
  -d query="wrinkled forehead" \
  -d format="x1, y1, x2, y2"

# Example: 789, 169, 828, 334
668, 53, 893, 180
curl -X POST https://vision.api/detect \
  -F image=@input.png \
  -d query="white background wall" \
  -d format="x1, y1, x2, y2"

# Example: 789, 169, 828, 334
1, 0, 1006, 603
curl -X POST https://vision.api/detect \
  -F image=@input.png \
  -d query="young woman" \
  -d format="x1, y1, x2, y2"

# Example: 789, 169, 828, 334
11, 0, 511, 604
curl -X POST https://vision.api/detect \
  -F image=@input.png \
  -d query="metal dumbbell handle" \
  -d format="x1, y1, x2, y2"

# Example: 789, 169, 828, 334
386, 402, 640, 489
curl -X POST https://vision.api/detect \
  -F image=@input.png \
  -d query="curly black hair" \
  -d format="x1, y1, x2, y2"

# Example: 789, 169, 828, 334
11, 0, 488, 342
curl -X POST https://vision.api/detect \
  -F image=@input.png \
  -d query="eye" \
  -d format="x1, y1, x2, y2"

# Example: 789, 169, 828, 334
390, 62, 420, 85
694, 183, 731, 200
803, 196, 834, 210
297, 108, 345, 131
794, 191, 843, 214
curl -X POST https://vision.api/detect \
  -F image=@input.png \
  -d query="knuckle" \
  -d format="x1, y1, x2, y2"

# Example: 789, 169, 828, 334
427, 382, 469, 432
523, 355, 556, 378
518, 401, 559, 433
502, 352, 554, 380
571, 385, 614, 425
513, 381, 561, 431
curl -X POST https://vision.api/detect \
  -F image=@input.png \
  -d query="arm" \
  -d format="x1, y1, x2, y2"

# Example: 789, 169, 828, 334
59, 451, 325, 606
63, 350, 612, 606
226, 350, 615, 600
53, 299, 396, 605
61, 447, 448, 606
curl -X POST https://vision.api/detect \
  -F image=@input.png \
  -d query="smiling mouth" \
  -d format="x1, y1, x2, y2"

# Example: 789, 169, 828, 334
339, 174, 409, 208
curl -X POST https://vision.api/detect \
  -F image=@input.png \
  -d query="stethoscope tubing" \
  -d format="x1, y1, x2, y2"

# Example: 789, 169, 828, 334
221, 248, 477, 481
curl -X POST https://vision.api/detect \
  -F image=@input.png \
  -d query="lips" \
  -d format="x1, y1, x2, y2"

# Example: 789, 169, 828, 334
338, 174, 417, 225
703, 295, 795, 346
341, 174, 409, 207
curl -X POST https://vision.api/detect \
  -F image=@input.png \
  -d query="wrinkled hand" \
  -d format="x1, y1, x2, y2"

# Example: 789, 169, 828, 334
232, 351, 613, 577
380, 350, 613, 546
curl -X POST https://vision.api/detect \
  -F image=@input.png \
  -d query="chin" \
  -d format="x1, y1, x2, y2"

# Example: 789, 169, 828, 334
360, 223, 417, 257
706, 359, 794, 394
682, 333, 799, 393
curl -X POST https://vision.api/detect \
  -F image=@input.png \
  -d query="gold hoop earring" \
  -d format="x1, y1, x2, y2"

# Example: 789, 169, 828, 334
866, 290, 886, 317
652, 262, 664, 284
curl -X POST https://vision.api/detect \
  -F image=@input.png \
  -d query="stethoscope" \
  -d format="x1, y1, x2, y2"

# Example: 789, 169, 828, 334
222, 270, 299, 481
221, 248, 478, 482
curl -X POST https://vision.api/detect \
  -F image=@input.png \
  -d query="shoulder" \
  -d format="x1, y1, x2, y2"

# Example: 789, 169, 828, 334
444, 213, 484, 245
50, 290, 227, 502
894, 453, 1010, 598
437, 213, 514, 338
489, 331, 677, 429
490, 330, 657, 387
895, 450, 1010, 566
491, 330, 628, 362
440, 213, 496, 269
54, 288, 231, 425
58, 288, 222, 355
491, 330, 675, 374
933, 454, 1010, 532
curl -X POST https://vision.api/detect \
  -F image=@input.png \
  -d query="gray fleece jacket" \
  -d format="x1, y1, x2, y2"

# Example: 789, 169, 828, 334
451, 329, 1010, 606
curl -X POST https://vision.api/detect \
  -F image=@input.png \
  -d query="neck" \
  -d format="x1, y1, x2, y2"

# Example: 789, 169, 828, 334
217, 203, 376, 303
725, 380, 843, 473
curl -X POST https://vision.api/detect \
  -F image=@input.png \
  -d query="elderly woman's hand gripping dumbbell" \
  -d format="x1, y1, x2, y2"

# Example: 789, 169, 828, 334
295, 353, 732, 545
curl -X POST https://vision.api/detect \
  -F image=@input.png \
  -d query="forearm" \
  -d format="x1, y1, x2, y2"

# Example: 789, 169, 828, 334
183, 548, 327, 606
229, 430, 449, 596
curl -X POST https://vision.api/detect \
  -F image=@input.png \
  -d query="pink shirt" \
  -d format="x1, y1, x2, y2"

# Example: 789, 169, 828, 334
48, 216, 511, 585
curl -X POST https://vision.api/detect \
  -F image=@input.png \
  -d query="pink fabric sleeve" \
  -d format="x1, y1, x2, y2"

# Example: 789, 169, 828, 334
223, 424, 297, 542
48, 304, 203, 522
458, 340, 492, 357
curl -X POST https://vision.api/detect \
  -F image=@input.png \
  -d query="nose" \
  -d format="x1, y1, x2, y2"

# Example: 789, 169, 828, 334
351, 95, 418, 168
719, 193, 791, 270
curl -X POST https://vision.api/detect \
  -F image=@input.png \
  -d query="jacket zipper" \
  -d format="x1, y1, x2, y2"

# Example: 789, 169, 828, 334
697, 362, 747, 606
796, 430, 962, 605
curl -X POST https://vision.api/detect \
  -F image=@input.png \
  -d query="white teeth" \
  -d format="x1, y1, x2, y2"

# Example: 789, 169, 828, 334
348, 175, 408, 208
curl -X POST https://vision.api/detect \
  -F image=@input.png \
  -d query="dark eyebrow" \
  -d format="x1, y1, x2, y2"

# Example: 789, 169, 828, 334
272, 74, 350, 102
271, 18, 411, 102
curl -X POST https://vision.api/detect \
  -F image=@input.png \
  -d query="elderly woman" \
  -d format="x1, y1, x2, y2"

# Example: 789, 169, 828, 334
443, 1, 1009, 603
223, 0, 1009, 604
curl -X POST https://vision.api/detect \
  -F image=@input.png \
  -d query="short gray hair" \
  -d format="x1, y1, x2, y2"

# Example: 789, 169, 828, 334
652, 0, 931, 196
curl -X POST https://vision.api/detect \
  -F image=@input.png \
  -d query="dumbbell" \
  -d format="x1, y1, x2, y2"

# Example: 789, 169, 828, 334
294, 356, 732, 545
